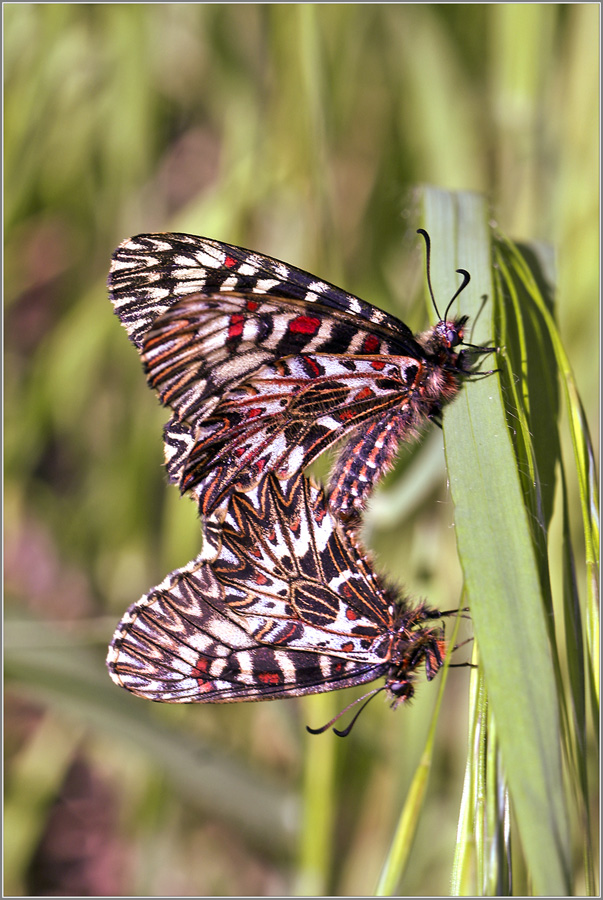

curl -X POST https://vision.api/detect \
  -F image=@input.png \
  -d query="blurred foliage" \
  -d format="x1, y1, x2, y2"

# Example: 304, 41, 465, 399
4, 5, 598, 896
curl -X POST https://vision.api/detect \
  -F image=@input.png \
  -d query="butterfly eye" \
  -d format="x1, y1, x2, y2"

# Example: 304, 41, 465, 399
446, 324, 462, 347
388, 681, 415, 702
435, 320, 463, 349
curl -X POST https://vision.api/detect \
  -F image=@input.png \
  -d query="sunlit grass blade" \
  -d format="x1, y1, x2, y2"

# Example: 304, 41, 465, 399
453, 613, 514, 897
496, 238, 600, 713
421, 187, 572, 894
494, 236, 599, 894
451, 646, 480, 895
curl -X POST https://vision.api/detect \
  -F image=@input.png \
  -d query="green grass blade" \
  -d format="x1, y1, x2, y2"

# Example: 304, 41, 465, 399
451, 648, 482, 895
497, 238, 600, 714
295, 693, 338, 896
495, 236, 599, 893
421, 187, 572, 894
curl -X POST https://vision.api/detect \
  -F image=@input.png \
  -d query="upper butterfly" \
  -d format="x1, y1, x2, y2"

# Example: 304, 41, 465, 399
109, 230, 484, 520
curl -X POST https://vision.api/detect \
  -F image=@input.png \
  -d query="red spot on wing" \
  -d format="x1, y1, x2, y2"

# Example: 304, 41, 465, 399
312, 503, 327, 525
361, 335, 380, 353
346, 608, 359, 621
224, 255, 237, 268
289, 315, 321, 335
355, 386, 375, 402
258, 671, 282, 685
193, 657, 210, 675
289, 513, 302, 534
337, 408, 357, 422
271, 622, 300, 644
341, 641, 355, 653
255, 572, 269, 585
371, 360, 386, 371
302, 355, 322, 377
193, 658, 216, 691
228, 314, 244, 340
246, 299, 259, 311
247, 407, 263, 418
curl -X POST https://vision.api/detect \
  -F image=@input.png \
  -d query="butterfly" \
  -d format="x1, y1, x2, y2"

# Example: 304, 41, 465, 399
108, 230, 489, 521
106, 472, 447, 733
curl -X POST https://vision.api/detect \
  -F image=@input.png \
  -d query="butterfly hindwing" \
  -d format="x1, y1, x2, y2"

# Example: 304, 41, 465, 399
171, 353, 421, 513
106, 551, 379, 703
107, 473, 446, 705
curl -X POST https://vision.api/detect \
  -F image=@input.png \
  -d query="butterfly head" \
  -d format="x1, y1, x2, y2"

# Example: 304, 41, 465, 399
416, 228, 473, 354
385, 603, 448, 707
433, 314, 469, 350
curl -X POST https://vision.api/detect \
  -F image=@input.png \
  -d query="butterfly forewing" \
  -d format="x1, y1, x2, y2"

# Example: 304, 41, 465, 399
139, 290, 419, 427
109, 233, 420, 352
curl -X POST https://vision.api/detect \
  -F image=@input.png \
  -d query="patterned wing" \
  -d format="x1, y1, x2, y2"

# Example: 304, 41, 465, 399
106, 552, 380, 703
107, 473, 446, 705
168, 353, 421, 516
138, 288, 422, 430
109, 233, 420, 352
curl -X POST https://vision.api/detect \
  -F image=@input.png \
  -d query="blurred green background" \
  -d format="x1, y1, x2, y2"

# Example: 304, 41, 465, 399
4, 5, 598, 896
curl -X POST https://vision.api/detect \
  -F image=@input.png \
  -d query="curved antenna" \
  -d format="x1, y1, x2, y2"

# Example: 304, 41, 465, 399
416, 228, 441, 320
333, 687, 387, 738
417, 228, 473, 323
444, 268, 471, 322
306, 685, 386, 737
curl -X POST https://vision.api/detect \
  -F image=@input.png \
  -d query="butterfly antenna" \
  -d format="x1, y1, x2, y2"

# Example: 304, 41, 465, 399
334, 688, 387, 738
443, 269, 471, 322
306, 685, 386, 737
416, 228, 441, 321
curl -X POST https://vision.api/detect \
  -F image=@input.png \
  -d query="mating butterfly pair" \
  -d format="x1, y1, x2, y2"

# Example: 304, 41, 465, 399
106, 230, 482, 725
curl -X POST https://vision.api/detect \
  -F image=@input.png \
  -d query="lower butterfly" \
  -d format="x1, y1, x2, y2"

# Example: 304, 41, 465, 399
108, 230, 491, 519
107, 473, 448, 734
